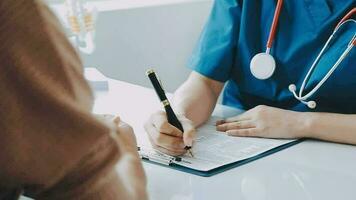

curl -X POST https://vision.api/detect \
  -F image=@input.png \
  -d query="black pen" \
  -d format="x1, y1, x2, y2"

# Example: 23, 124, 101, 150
146, 69, 193, 157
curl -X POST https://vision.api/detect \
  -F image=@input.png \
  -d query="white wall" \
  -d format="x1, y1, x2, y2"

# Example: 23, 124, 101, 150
80, 0, 213, 92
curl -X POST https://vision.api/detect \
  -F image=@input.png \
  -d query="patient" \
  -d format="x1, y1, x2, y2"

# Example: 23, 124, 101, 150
0, 1, 147, 199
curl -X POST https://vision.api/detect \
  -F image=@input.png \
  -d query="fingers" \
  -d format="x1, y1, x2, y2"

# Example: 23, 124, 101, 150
215, 113, 251, 126
101, 114, 120, 122
146, 128, 186, 156
226, 128, 260, 137
144, 121, 186, 153
113, 116, 121, 125
116, 121, 138, 152
224, 114, 251, 123
150, 111, 183, 137
216, 120, 255, 132
215, 119, 225, 126
180, 117, 196, 147
145, 111, 197, 156
215, 115, 260, 138
149, 138, 186, 156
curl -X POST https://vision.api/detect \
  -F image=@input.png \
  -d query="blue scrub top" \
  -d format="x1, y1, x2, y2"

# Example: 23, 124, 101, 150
188, 0, 356, 113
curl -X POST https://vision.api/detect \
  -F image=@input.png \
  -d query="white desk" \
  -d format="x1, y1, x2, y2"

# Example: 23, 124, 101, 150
93, 79, 356, 200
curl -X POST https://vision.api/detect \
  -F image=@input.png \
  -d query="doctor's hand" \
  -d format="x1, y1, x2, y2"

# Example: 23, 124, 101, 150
216, 105, 306, 139
144, 111, 196, 156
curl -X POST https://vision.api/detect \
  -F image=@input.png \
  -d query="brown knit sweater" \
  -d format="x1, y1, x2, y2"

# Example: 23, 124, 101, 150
0, 1, 136, 199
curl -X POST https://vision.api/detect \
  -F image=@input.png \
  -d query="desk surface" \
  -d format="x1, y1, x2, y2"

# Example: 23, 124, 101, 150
93, 79, 356, 200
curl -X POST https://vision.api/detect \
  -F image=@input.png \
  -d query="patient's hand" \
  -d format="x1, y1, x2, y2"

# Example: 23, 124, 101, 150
114, 116, 148, 200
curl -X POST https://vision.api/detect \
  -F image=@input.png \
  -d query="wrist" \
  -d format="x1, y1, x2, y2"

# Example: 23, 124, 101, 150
295, 112, 315, 138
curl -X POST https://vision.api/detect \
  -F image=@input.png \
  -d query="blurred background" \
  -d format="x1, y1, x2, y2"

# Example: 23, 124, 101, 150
47, 0, 213, 92
20, 2, 213, 199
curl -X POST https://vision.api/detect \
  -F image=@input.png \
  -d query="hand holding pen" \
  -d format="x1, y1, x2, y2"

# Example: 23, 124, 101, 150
144, 69, 195, 157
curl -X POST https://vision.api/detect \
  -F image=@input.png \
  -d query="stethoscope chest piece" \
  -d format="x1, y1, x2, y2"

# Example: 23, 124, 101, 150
248, 3, 355, 109
250, 53, 276, 80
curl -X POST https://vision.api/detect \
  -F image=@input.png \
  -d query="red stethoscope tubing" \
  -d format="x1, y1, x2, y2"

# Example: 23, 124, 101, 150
266, 0, 284, 50
336, 8, 356, 29
267, 4, 355, 49
336, 7, 356, 46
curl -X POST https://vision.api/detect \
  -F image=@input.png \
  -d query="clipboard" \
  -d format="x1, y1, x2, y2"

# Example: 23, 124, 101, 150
138, 105, 303, 177
138, 139, 302, 177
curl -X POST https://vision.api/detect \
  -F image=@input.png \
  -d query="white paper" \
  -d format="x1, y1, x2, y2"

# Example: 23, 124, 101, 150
139, 117, 296, 172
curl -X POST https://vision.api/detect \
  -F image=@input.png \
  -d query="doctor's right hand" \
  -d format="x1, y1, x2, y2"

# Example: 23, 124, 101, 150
144, 111, 196, 156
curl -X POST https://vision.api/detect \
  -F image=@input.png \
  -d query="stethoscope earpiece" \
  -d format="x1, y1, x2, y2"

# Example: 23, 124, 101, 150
288, 84, 297, 92
289, 84, 317, 109
307, 101, 317, 109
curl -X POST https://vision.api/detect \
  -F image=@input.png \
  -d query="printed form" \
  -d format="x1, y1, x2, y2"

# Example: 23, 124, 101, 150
139, 117, 296, 172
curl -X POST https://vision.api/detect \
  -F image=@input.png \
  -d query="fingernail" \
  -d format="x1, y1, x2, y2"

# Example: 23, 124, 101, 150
113, 117, 120, 124
216, 125, 223, 131
215, 120, 224, 125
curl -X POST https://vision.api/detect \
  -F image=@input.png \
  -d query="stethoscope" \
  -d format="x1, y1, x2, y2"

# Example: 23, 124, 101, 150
250, 0, 356, 109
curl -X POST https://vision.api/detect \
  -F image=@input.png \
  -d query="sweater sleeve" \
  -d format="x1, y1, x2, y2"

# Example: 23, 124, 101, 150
0, 1, 126, 199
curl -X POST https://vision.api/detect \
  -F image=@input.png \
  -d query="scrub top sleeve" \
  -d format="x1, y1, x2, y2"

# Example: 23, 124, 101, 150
187, 0, 241, 82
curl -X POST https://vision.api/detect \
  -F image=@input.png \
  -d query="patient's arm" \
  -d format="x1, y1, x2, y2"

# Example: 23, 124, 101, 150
0, 1, 146, 199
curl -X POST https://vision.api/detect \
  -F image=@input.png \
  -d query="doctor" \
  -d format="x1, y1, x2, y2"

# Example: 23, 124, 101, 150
144, 0, 356, 156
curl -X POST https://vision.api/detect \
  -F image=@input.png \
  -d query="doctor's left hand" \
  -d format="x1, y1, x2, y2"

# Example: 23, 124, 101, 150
216, 105, 307, 139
